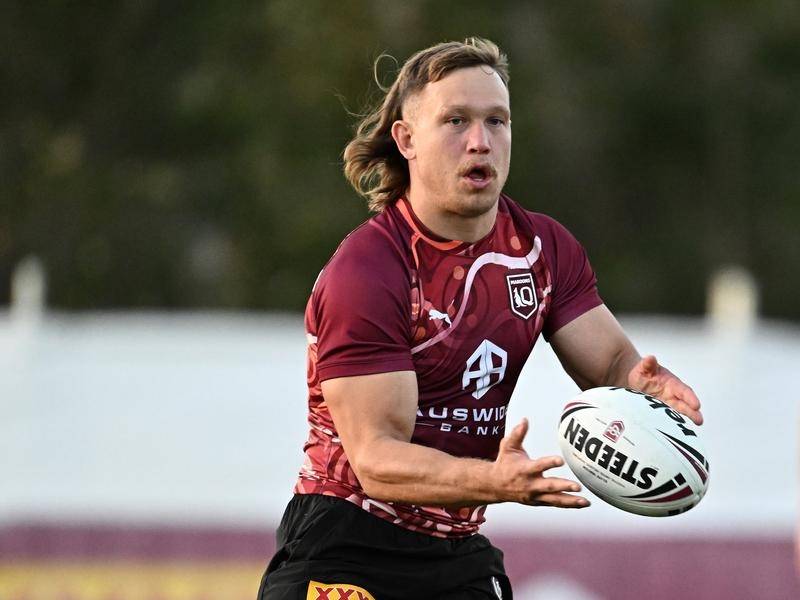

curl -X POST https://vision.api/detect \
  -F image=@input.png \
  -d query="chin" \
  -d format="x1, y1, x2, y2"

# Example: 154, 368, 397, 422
450, 191, 499, 218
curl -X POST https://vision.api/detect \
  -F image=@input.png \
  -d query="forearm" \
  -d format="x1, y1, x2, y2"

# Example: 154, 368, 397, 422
352, 436, 500, 507
322, 372, 580, 509
551, 305, 643, 390
602, 341, 641, 387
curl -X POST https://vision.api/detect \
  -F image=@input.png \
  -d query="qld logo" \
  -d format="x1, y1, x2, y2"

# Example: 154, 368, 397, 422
506, 273, 538, 320
603, 420, 625, 443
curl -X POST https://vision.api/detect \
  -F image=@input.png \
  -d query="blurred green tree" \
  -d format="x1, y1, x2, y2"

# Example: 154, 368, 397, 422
1, 1, 798, 318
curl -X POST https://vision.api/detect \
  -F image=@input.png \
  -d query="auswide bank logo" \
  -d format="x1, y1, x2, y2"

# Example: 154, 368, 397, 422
506, 273, 537, 319
463, 339, 507, 400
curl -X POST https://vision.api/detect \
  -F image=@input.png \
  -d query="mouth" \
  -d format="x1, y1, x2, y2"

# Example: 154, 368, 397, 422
461, 164, 496, 188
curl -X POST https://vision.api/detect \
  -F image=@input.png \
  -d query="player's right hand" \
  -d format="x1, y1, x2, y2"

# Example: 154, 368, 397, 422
491, 418, 590, 508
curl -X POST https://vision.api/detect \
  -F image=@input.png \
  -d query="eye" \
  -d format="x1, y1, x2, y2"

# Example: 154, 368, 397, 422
447, 117, 465, 126
487, 117, 507, 127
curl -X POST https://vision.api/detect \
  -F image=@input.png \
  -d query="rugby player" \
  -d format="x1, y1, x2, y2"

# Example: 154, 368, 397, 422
259, 37, 703, 600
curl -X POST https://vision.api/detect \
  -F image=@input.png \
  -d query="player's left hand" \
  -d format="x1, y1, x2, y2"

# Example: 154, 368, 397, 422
627, 355, 703, 426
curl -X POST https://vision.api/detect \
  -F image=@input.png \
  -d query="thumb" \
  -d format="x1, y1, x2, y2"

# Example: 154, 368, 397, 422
630, 355, 658, 384
640, 355, 660, 376
500, 418, 529, 452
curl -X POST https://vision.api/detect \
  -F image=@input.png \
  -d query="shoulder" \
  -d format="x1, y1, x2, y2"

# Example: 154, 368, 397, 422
316, 211, 410, 292
311, 209, 412, 322
500, 196, 601, 332
501, 195, 578, 243
499, 195, 584, 254
308, 209, 416, 376
528, 212, 574, 237
526, 210, 591, 278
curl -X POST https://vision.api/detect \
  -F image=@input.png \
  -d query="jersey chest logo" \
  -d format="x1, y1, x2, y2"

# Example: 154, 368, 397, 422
506, 273, 538, 320
463, 339, 507, 399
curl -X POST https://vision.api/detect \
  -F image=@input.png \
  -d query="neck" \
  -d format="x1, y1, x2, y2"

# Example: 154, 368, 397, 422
406, 190, 499, 243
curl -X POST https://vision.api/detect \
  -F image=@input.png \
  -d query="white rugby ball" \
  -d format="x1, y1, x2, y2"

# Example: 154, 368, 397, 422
558, 386, 709, 517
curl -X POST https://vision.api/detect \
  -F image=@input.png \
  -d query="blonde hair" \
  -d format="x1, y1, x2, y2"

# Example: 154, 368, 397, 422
343, 37, 509, 212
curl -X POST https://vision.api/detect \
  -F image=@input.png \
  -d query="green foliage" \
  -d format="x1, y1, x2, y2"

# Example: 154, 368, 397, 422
2, 1, 799, 318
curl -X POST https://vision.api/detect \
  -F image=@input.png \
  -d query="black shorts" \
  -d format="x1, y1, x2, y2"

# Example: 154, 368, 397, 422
258, 494, 512, 600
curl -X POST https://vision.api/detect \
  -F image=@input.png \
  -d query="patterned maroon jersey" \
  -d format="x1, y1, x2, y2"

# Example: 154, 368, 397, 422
294, 194, 602, 537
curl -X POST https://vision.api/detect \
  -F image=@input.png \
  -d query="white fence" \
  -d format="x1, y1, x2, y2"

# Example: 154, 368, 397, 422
1, 310, 796, 541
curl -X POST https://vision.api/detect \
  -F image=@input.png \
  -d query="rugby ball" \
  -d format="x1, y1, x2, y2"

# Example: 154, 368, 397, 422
558, 386, 709, 517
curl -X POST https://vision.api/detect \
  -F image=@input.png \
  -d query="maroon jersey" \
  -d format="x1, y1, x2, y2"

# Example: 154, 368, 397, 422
294, 194, 602, 537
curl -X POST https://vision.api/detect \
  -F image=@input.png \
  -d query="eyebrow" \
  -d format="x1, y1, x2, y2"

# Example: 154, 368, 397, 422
439, 104, 511, 118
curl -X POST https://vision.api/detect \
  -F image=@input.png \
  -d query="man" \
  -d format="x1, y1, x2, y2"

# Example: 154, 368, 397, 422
259, 38, 703, 599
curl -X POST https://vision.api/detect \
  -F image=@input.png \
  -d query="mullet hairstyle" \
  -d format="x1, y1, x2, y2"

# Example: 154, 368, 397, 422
343, 37, 509, 212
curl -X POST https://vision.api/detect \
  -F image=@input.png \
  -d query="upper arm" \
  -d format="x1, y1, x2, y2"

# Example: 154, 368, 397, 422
310, 225, 419, 486
321, 370, 418, 475
549, 304, 639, 390
311, 224, 414, 381
535, 214, 603, 341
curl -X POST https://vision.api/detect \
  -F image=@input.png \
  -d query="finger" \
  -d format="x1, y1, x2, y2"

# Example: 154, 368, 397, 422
528, 476, 583, 494
676, 405, 704, 426
665, 397, 704, 426
529, 455, 565, 473
677, 384, 701, 411
502, 418, 529, 451
529, 492, 590, 508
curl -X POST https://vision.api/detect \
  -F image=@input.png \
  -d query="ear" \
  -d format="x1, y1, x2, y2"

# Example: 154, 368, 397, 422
391, 120, 415, 160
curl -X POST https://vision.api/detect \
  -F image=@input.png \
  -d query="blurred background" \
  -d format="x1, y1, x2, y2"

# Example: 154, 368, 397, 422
1, 1, 798, 599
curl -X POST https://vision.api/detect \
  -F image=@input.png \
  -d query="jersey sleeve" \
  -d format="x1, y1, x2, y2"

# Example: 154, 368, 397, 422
536, 214, 604, 340
310, 222, 414, 382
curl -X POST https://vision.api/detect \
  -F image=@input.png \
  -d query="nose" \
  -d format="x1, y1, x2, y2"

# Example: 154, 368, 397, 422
466, 122, 490, 154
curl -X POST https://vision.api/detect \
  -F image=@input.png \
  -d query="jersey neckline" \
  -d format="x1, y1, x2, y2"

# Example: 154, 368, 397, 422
395, 197, 503, 256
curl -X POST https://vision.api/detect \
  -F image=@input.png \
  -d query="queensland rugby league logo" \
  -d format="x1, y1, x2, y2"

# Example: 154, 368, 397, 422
603, 420, 625, 443
506, 273, 537, 319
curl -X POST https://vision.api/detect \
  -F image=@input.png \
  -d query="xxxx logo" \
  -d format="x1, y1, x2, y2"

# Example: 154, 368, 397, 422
306, 581, 375, 600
